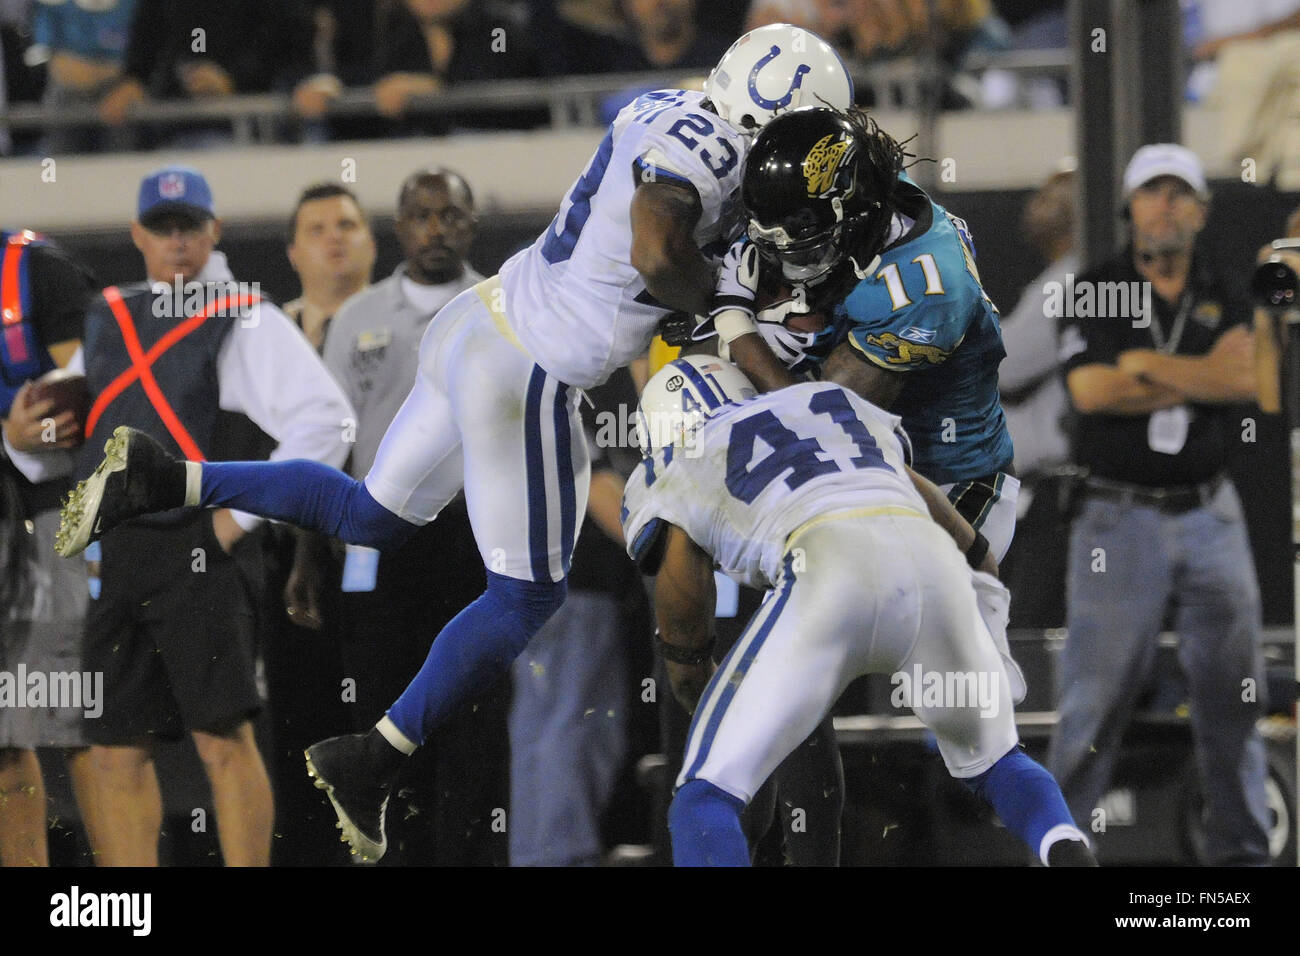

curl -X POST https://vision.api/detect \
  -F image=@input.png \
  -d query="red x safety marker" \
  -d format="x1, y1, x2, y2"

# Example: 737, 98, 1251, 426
85, 285, 261, 461
1, 231, 39, 363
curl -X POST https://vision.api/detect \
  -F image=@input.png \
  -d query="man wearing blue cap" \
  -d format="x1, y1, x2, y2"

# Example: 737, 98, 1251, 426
46, 165, 354, 866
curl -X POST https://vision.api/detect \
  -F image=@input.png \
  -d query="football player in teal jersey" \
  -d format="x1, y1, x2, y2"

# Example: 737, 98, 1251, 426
713, 107, 1019, 561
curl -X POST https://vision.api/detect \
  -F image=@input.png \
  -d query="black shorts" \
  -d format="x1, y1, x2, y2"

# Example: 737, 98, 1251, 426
84, 512, 260, 744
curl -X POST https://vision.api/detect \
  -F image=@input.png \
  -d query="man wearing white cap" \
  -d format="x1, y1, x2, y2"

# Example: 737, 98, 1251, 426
1048, 144, 1271, 863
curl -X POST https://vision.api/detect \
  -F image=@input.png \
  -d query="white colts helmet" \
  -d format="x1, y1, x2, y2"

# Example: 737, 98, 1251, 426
635, 356, 757, 456
705, 23, 855, 134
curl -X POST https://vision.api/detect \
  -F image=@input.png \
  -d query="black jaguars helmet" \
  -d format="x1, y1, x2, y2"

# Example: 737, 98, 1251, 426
742, 107, 907, 284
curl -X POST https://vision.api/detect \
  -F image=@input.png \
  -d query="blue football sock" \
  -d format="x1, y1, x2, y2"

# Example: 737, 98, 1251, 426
385, 571, 567, 745
669, 779, 750, 867
200, 460, 416, 549
964, 747, 1085, 864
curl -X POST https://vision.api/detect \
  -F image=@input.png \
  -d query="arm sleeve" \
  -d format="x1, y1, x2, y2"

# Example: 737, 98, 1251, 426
1058, 313, 1114, 374
30, 3, 54, 50
631, 111, 736, 228
216, 303, 355, 469
998, 281, 1063, 392
0, 433, 74, 484
30, 243, 98, 347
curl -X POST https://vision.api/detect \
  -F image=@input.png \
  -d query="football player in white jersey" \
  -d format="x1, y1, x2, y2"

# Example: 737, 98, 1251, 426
56, 25, 854, 862
624, 356, 1095, 866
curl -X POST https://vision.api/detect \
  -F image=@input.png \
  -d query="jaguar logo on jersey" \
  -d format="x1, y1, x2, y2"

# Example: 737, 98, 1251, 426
802, 134, 851, 198
864, 331, 950, 366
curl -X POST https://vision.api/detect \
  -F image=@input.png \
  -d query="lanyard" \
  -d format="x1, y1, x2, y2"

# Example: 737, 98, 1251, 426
1145, 289, 1192, 354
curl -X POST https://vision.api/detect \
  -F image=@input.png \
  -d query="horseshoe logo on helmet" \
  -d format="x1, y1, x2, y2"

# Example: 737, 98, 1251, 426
748, 46, 812, 111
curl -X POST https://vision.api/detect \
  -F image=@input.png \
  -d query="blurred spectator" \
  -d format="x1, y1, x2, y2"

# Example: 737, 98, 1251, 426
748, 0, 1009, 66
997, 0, 1067, 48
745, 0, 858, 44
29, 0, 136, 154
556, 0, 626, 35
979, 0, 1067, 108
616, 0, 731, 70
284, 183, 377, 350
260, 182, 376, 866
1000, 167, 1076, 479
830, 1, 1011, 109
0, 230, 97, 867
997, 166, 1077, 628
1, 0, 41, 154
320, 169, 509, 865
1048, 145, 1271, 864
372, 0, 544, 131
1187, 0, 1300, 106
290, 1, 386, 141
597, 0, 733, 120
508, 368, 641, 866
97, 0, 313, 146
291, 1, 379, 119
1189, 0, 1300, 63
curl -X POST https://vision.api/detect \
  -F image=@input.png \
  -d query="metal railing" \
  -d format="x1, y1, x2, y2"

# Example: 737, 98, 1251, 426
3, 50, 1073, 148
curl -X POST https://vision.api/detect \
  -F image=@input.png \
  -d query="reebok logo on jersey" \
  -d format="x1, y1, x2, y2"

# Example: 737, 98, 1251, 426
899, 326, 936, 344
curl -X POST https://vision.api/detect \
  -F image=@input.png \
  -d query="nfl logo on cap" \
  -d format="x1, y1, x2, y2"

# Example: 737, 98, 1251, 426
137, 165, 216, 224
159, 173, 186, 199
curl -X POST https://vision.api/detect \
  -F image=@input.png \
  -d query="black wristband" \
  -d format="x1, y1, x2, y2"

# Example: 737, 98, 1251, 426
655, 630, 714, 666
965, 531, 990, 569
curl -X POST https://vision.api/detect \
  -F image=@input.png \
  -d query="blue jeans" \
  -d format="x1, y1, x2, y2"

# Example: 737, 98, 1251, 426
1047, 480, 1271, 864
508, 590, 627, 866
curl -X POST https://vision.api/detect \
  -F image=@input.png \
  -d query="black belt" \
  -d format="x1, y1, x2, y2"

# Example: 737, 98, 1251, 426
1082, 474, 1224, 515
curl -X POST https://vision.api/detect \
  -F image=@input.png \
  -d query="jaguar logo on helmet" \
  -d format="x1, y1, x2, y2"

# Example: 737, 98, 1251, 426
802, 133, 853, 198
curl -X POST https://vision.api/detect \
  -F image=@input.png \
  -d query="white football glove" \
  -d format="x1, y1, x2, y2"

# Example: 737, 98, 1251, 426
712, 239, 760, 311
710, 239, 824, 371
708, 239, 761, 351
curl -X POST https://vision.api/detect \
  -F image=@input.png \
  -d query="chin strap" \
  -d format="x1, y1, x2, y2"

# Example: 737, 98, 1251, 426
849, 253, 881, 279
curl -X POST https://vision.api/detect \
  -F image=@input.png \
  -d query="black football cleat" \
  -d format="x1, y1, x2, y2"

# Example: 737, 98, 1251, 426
305, 731, 401, 865
55, 425, 187, 557
1047, 838, 1100, 867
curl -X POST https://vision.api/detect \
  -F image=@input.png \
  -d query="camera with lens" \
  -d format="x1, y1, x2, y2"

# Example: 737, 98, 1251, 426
1253, 238, 1300, 309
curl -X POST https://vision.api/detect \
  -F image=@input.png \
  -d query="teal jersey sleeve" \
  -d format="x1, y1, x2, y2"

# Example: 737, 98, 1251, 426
838, 204, 993, 372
